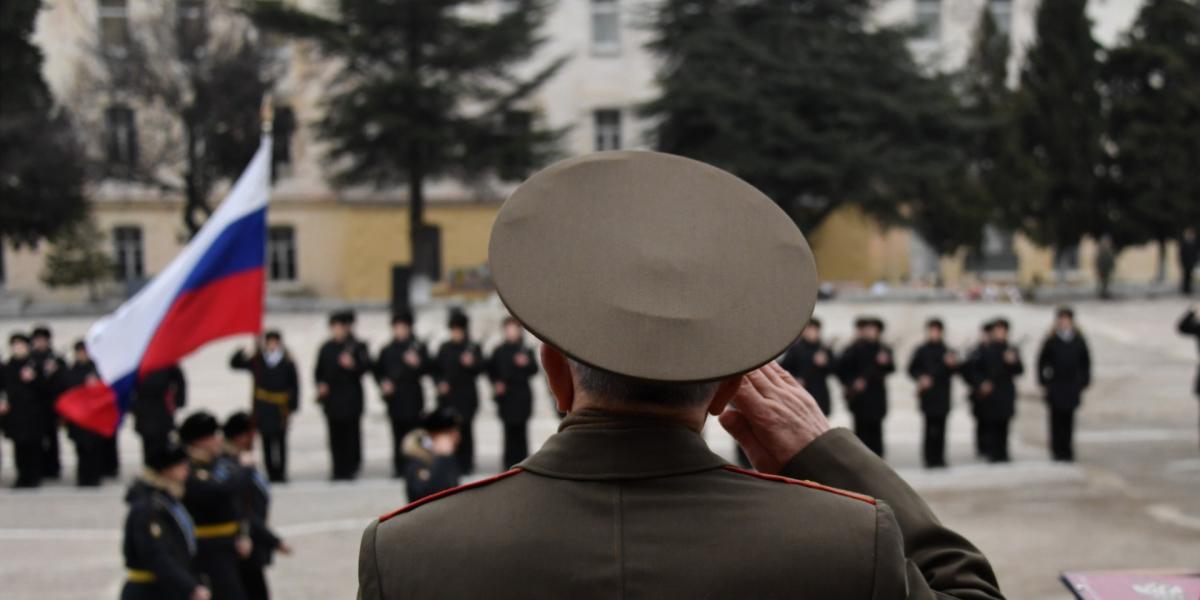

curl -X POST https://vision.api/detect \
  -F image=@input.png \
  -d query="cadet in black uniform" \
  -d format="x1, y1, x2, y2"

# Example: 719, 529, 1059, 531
132, 364, 188, 464
487, 317, 540, 469
1179, 305, 1200, 448
314, 310, 370, 481
3, 333, 45, 488
835, 317, 895, 457
401, 406, 462, 502
907, 318, 960, 468
778, 318, 835, 415
180, 411, 251, 600
64, 341, 108, 487
964, 318, 1024, 463
120, 442, 209, 600
1037, 307, 1091, 462
230, 331, 300, 482
30, 326, 65, 479
373, 311, 430, 477
223, 413, 290, 600
433, 310, 484, 474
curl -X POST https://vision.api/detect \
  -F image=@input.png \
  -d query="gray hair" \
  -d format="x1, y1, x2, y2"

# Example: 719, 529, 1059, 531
569, 359, 720, 407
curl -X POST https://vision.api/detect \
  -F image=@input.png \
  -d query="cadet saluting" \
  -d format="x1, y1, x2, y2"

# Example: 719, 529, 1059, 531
964, 319, 1024, 463
778, 318, 835, 416
487, 316, 540, 468
230, 331, 300, 483
835, 317, 895, 457
373, 311, 431, 478
433, 310, 484, 474
4, 333, 46, 488
1036, 307, 1091, 462
120, 442, 209, 600
907, 318, 959, 468
30, 326, 65, 480
315, 310, 370, 481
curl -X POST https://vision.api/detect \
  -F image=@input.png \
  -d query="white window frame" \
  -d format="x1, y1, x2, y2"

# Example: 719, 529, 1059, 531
590, 0, 621, 56
593, 109, 622, 151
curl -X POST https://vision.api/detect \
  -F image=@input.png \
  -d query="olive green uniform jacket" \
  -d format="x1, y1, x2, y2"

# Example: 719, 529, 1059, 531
359, 411, 1003, 599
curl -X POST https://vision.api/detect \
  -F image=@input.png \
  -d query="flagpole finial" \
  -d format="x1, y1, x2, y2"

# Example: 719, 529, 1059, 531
261, 93, 274, 135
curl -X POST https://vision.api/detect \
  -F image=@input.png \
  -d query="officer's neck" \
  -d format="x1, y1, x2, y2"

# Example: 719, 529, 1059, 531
569, 396, 707, 433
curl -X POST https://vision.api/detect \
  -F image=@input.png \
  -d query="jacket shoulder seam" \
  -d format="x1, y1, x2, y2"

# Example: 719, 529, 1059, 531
378, 468, 524, 522
721, 465, 877, 505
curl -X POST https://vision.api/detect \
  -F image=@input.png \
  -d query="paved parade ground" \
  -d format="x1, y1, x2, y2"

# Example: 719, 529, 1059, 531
1, 297, 1198, 599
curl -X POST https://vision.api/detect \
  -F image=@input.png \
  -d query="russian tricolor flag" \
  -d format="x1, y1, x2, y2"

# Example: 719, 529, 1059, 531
57, 135, 272, 436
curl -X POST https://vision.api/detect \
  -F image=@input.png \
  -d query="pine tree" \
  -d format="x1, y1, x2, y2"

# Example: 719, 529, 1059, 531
0, 0, 88, 245
1009, 0, 1105, 270
40, 218, 113, 302
248, 0, 565, 278
1101, 0, 1200, 280
643, 0, 969, 232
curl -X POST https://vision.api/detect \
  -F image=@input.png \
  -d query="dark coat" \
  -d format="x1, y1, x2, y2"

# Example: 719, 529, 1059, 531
487, 341, 539, 423
227, 450, 281, 567
3, 356, 44, 442
374, 337, 430, 422
835, 340, 895, 419
314, 337, 370, 422
1178, 310, 1200, 395
907, 342, 958, 417
358, 412, 1004, 600
31, 348, 66, 429
184, 452, 247, 536
1181, 235, 1198, 269
433, 340, 484, 416
1037, 333, 1091, 410
778, 339, 835, 415
231, 350, 300, 435
131, 366, 187, 438
121, 478, 200, 600
401, 428, 461, 502
963, 342, 1024, 420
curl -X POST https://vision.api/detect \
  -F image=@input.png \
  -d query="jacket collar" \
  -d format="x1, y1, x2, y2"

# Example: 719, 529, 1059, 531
518, 410, 729, 480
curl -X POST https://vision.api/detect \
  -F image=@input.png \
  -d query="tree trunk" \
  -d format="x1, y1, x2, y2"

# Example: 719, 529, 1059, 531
1053, 246, 1067, 284
408, 146, 425, 277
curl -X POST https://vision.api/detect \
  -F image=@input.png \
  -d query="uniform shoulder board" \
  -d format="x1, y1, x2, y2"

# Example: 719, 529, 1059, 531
722, 466, 876, 505
379, 468, 524, 522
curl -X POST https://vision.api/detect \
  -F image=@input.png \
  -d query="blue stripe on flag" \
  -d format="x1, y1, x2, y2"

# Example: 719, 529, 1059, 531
180, 209, 266, 293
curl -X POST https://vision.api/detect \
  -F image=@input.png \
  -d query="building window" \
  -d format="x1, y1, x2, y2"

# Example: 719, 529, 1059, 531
593, 109, 622, 151
591, 0, 621, 55
113, 225, 144, 282
965, 225, 1018, 273
499, 110, 533, 181
267, 226, 297, 282
105, 104, 138, 175
989, 0, 1012, 36
99, 0, 130, 54
177, 0, 207, 59
271, 105, 295, 179
915, 0, 941, 42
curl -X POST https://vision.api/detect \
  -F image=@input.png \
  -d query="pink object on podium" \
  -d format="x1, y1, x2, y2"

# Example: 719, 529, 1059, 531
1061, 570, 1200, 599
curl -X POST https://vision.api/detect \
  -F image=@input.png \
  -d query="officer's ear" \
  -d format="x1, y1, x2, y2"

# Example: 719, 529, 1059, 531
706, 375, 743, 416
540, 345, 575, 413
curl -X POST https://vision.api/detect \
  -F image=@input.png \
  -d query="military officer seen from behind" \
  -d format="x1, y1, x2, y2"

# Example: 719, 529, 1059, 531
487, 316, 540, 468
358, 152, 1002, 599
315, 310, 371, 481
432, 310, 484, 474
374, 311, 431, 477
120, 442, 209, 600
180, 411, 251, 600
223, 413, 291, 600
964, 319, 1024, 463
778, 317, 835, 416
401, 406, 463, 502
907, 318, 959, 468
1036, 307, 1091, 462
835, 317, 895, 457
230, 331, 300, 482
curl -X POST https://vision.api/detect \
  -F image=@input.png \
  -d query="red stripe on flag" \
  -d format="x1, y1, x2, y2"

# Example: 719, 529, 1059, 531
140, 267, 264, 376
56, 382, 119, 437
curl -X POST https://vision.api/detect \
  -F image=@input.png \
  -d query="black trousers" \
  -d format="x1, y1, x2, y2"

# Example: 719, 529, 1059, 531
454, 411, 476, 475
196, 540, 247, 600
853, 415, 885, 457
974, 418, 986, 457
1049, 407, 1076, 461
1182, 262, 1195, 295
326, 418, 361, 480
42, 421, 61, 477
259, 431, 288, 482
140, 433, 171, 468
922, 414, 948, 468
388, 417, 420, 477
13, 440, 43, 487
238, 559, 270, 600
103, 436, 120, 477
74, 436, 104, 487
979, 417, 1011, 462
502, 420, 529, 470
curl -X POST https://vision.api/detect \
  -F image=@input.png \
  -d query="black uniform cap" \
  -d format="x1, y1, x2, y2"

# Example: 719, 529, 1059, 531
807, 318, 822, 329
984, 318, 1011, 332
9, 333, 30, 345
854, 316, 885, 332
421, 406, 462, 433
179, 411, 220, 444
392, 310, 415, 326
146, 442, 189, 471
73, 339, 87, 352
223, 411, 253, 438
264, 330, 282, 342
448, 309, 470, 331
329, 310, 356, 325
1056, 306, 1075, 319
31, 326, 51, 339
926, 318, 945, 330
